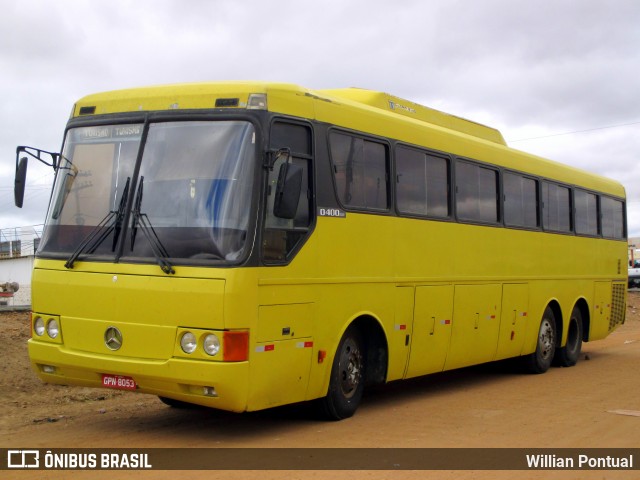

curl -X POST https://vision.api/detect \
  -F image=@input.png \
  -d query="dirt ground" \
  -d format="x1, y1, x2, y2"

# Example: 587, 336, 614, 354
2, 293, 640, 480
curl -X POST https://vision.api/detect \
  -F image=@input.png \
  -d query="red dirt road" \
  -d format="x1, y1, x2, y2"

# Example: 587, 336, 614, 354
2, 293, 640, 480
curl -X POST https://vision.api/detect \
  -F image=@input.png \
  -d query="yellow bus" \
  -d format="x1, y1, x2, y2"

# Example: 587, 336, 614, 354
15, 82, 627, 420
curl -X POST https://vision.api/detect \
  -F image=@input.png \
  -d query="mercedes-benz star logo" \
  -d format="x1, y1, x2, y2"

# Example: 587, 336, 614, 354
104, 326, 123, 351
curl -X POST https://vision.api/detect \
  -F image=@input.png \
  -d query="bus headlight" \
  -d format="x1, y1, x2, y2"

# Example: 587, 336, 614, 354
47, 318, 60, 339
180, 332, 197, 354
203, 334, 220, 356
34, 316, 45, 336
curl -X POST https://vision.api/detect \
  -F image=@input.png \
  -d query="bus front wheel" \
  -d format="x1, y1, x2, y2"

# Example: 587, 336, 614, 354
524, 307, 556, 374
319, 326, 366, 421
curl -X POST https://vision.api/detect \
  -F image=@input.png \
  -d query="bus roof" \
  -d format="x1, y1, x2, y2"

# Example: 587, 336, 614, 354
74, 82, 505, 143
318, 88, 506, 146
71, 81, 625, 199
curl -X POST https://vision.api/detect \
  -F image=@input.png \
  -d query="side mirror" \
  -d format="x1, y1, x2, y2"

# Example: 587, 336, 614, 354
14, 157, 28, 208
273, 162, 303, 219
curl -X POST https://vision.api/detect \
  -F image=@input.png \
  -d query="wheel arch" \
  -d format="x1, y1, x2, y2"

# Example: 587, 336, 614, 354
573, 297, 591, 342
348, 314, 389, 387
547, 299, 563, 348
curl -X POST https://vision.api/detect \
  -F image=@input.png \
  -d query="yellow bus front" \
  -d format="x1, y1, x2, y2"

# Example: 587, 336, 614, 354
26, 100, 316, 412
29, 260, 260, 411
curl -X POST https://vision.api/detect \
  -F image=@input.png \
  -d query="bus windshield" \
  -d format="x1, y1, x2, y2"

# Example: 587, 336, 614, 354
39, 120, 257, 264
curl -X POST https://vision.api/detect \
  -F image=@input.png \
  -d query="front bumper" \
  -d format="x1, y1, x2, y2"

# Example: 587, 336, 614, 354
28, 339, 250, 412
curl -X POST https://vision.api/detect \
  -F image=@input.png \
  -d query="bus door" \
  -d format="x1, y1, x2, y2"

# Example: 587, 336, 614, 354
444, 284, 501, 370
405, 285, 454, 378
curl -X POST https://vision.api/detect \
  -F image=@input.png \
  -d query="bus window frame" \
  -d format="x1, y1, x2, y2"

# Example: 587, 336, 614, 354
541, 179, 575, 235
327, 127, 392, 215
453, 157, 502, 227
40, 111, 267, 269
599, 194, 627, 240
393, 142, 453, 221
261, 116, 317, 266
501, 169, 542, 232
573, 187, 601, 238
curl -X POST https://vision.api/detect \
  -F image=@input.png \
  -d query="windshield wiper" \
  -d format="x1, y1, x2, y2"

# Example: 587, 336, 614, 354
130, 176, 175, 275
65, 178, 130, 269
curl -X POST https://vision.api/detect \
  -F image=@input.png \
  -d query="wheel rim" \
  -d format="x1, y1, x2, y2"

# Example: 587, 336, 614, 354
539, 318, 555, 360
338, 338, 362, 399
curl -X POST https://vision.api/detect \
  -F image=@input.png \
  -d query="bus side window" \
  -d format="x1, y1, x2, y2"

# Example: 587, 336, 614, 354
455, 160, 499, 224
396, 145, 450, 218
600, 196, 625, 239
542, 181, 572, 233
503, 172, 539, 228
575, 189, 599, 236
263, 122, 313, 262
329, 132, 389, 211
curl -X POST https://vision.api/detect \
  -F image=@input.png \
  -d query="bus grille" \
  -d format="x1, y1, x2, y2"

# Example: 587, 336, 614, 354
609, 283, 626, 330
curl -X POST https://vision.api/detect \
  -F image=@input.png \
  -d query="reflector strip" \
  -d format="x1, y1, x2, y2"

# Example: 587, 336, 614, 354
441, 319, 451, 325
296, 341, 314, 348
255, 344, 275, 353
520, 312, 528, 317
395, 324, 407, 330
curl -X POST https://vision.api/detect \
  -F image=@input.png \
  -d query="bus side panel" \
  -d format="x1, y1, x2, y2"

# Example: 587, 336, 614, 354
591, 281, 613, 341
247, 337, 314, 411
390, 286, 414, 381
249, 292, 316, 410
495, 284, 529, 361
303, 283, 396, 400
444, 284, 501, 371
405, 285, 454, 378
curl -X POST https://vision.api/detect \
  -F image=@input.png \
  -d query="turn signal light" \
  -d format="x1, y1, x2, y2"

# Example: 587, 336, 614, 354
223, 331, 249, 362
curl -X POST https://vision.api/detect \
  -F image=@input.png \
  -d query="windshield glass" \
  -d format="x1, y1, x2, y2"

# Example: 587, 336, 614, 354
40, 124, 142, 255
40, 120, 257, 264
127, 121, 256, 261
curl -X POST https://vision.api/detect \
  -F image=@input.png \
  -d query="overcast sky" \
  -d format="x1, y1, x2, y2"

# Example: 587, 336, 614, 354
1, 0, 639, 238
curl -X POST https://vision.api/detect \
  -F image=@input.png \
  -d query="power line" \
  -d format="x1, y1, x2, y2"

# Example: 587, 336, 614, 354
508, 120, 640, 143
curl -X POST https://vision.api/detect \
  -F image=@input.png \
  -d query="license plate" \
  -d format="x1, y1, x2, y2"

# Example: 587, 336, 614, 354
101, 374, 137, 391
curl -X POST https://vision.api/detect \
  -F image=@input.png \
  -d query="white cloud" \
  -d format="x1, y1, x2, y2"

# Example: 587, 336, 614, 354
1, 0, 639, 236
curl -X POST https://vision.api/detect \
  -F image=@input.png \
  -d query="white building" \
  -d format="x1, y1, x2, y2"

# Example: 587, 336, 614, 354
0, 225, 42, 306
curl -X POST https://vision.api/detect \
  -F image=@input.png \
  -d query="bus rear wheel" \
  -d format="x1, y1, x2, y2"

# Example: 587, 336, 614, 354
524, 307, 556, 374
554, 306, 583, 367
319, 326, 365, 421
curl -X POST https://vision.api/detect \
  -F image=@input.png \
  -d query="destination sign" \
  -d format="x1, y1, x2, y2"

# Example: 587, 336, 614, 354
70, 124, 143, 143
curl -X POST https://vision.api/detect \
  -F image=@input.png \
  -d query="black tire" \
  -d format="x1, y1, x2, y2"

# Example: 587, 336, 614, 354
524, 307, 556, 374
319, 326, 366, 421
554, 307, 583, 367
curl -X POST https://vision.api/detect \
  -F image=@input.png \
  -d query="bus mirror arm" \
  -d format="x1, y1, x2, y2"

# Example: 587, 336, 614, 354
14, 145, 61, 208
264, 147, 290, 170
